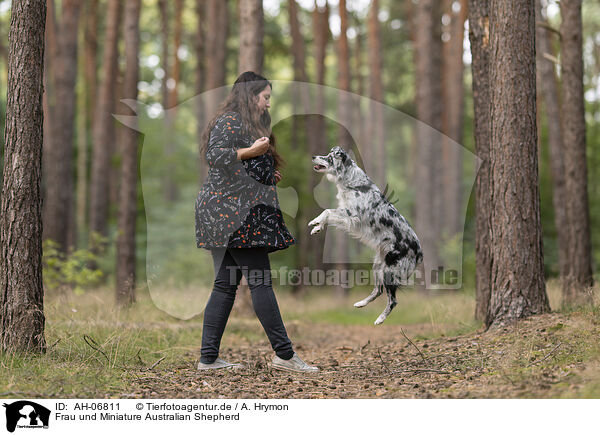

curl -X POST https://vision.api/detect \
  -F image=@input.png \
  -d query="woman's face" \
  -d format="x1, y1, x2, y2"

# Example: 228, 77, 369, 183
256, 86, 271, 113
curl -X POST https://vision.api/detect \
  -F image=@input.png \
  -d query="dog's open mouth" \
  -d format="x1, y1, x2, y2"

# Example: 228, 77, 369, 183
313, 164, 326, 171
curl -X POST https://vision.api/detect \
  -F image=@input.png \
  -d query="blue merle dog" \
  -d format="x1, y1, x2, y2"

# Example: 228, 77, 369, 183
309, 146, 423, 325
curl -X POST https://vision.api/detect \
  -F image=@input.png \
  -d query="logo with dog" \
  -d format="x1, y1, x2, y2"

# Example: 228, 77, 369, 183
2, 401, 50, 432
114, 80, 480, 320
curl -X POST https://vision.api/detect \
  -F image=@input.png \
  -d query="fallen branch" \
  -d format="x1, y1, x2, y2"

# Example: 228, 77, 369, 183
400, 328, 427, 363
0, 391, 29, 397
148, 357, 166, 370
47, 338, 61, 351
376, 346, 392, 374
83, 334, 110, 363
395, 368, 456, 375
360, 340, 370, 354
527, 342, 562, 367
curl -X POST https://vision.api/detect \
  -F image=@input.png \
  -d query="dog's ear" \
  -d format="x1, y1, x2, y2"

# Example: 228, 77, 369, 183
347, 149, 357, 162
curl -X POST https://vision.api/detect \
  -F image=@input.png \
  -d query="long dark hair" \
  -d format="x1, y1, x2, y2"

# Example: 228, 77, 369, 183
200, 71, 285, 169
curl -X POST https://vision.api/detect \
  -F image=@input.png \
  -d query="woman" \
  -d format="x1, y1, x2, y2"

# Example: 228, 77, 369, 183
195, 71, 318, 373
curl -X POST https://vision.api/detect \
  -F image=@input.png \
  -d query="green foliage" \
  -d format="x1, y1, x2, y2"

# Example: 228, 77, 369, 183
42, 239, 104, 294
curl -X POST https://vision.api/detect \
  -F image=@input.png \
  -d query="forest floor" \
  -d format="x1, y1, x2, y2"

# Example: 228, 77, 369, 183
2, 281, 600, 399
120, 311, 600, 399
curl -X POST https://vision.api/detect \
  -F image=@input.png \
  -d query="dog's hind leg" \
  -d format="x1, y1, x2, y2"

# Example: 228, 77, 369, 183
354, 284, 383, 308
354, 255, 384, 308
374, 284, 397, 325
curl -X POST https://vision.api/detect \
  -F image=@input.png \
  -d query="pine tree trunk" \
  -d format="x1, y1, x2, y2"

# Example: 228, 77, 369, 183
468, 0, 492, 321
335, 0, 352, 297
238, 0, 264, 74
196, 0, 207, 184
76, 0, 97, 248
43, 0, 82, 253
560, 0, 594, 304
310, 0, 329, 272
353, 18, 367, 173
535, 0, 569, 282
116, 0, 141, 307
414, 0, 443, 288
89, 0, 121, 246
288, 0, 312, 286
441, 0, 466, 236
163, 0, 183, 203
486, 0, 550, 328
0, 0, 47, 353
205, 0, 229, 118
367, 0, 386, 189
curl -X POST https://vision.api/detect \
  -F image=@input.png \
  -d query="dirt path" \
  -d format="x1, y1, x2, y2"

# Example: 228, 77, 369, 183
122, 312, 599, 399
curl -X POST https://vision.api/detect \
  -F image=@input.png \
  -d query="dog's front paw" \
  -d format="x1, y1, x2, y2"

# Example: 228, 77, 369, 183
310, 225, 323, 235
308, 217, 321, 227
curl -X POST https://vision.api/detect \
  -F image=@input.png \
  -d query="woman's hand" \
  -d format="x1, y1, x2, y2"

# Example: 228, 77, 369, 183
274, 170, 282, 184
237, 137, 270, 160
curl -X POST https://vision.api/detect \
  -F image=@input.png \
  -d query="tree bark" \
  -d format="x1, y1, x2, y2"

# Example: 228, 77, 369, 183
163, 0, 183, 203
310, 0, 329, 272
43, 0, 82, 253
76, 0, 98, 247
288, 0, 312, 284
414, 0, 443, 287
367, 0, 386, 189
535, 0, 569, 282
205, 0, 229, 117
560, 0, 594, 304
334, 0, 352, 296
116, 0, 141, 307
0, 0, 47, 353
196, 0, 207, 184
158, 0, 169, 113
469, 0, 492, 321
238, 0, 264, 74
89, 0, 121, 246
486, 0, 549, 328
441, 0, 467, 237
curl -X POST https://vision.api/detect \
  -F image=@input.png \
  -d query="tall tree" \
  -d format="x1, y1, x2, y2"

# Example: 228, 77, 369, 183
334, 0, 352, 296
288, 0, 313, 282
196, 0, 207, 183
535, 0, 569, 282
238, 0, 264, 74
116, 0, 141, 306
89, 0, 122, 247
205, 0, 229, 117
310, 0, 329, 271
0, 0, 47, 353
441, 0, 467, 236
77, 0, 99, 245
367, 0, 386, 189
163, 0, 183, 203
560, 0, 594, 304
42, 0, 82, 252
486, 0, 549, 328
468, 0, 492, 321
158, 0, 170, 115
414, 0, 443, 286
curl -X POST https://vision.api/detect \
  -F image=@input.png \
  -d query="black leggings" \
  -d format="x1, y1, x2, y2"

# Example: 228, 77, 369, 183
200, 246, 294, 363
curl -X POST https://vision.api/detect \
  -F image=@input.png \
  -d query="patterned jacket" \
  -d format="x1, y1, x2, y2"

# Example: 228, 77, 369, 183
194, 111, 295, 252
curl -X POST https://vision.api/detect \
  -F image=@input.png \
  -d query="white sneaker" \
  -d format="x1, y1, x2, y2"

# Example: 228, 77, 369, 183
197, 358, 243, 371
272, 352, 319, 373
